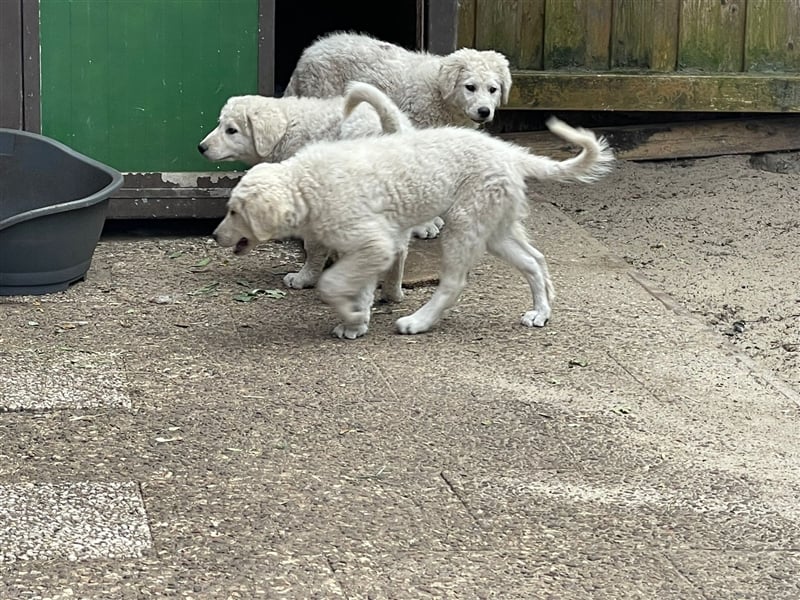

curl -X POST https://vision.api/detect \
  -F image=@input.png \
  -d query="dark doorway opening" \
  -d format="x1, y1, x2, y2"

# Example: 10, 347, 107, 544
274, 0, 419, 96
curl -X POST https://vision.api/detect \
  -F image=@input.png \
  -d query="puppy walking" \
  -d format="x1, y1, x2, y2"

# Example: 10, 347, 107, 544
284, 32, 512, 129
213, 118, 614, 339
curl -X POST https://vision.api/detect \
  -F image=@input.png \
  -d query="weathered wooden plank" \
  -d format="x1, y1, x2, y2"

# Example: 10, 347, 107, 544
475, 0, 544, 69
457, 0, 476, 48
612, 0, 680, 71
0, 0, 23, 129
544, 0, 613, 70
745, 0, 800, 72
679, 0, 746, 72
507, 72, 800, 111
498, 117, 800, 161
428, 0, 459, 53
22, 0, 41, 132
106, 172, 240, 219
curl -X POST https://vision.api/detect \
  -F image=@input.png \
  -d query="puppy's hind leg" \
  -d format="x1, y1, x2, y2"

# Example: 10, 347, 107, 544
395, 233, 483, 334
488, 223, 554, 327
379, 233, 410, 303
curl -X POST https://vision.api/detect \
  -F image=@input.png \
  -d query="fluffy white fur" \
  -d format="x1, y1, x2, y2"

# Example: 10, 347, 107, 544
199, 83, 442, 290
284, 31, 513, 129
213, 118, 614, 339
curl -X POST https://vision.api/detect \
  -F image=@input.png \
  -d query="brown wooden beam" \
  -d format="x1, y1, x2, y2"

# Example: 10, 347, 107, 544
499, 116, 800, 161
508, 72, 800, 112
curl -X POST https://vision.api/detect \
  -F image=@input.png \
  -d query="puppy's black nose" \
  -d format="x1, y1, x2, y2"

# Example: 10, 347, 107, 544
197, 144, 207, 155
477, 107, 491, 119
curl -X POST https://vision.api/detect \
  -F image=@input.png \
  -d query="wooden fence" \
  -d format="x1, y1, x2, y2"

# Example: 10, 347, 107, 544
458, 0, 800, 111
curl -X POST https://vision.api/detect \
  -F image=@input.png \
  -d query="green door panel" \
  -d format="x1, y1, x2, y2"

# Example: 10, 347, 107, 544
40, 0, 259, 172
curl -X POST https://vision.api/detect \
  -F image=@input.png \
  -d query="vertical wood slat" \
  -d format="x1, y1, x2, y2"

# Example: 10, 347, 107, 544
0, 0, 23, 128
678, 0, 746, 72
428, 0, 459, 53
612, 0, 680, 71
474, 0, 544, 70
258, 0, 275, 95
543, 0, 613, 70
745, 0, 800, 72
22, 0, 41, 132
457, 0, 476, 48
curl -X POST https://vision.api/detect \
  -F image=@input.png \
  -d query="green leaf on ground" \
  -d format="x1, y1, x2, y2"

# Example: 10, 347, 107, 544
192, 257, 212, 268
233, 288, 287, 302
188, 282, 220, 296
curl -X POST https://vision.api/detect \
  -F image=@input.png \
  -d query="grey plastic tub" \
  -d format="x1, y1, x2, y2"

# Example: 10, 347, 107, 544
0, 129, 124, 295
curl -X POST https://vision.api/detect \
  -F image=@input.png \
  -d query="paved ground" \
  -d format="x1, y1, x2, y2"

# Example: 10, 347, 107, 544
1, 196, 799, 599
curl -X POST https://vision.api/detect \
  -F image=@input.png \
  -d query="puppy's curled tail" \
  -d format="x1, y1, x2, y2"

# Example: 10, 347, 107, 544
521, 117, 614, 183
343, 81, 413, 134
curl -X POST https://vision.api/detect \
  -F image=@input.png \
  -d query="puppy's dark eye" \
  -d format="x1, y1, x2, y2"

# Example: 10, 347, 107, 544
465, 84, 476, 92
225, 127, 238, 135
229, 209, 237, 216
489, 86, 498, 94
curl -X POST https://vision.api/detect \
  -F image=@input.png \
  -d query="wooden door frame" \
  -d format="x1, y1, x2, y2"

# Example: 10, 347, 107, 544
0, 0, 39, 130
259, 0, 457, 96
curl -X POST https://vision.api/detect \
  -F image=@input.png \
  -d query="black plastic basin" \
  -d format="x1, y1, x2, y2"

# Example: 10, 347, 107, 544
0, 129, 124, 295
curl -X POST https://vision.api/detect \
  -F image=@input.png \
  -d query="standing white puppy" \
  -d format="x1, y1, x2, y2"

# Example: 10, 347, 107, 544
213, 119, 613, 339
284, 32, 512, 129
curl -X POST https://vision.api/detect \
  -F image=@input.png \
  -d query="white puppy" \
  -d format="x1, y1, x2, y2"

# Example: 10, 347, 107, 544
284, 32, 512, 129
213, 118, 614, 339
199, 83, 441, 290
198, 84, 410, 166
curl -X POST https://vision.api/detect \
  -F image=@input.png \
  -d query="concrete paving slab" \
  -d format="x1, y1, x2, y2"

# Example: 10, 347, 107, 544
329, 549, 703, 599
0, 554, 346, 599
142, 473, 486, 556
444, 468, 800, 551
667, 550, 800, 600
0, 350, 130, 411
0, 482, 150, 562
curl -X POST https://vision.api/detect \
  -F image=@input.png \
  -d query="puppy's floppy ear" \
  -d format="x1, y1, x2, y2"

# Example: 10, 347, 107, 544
437, 53, 465, 100
247, 104, 289, 158
493, 52, 513, 104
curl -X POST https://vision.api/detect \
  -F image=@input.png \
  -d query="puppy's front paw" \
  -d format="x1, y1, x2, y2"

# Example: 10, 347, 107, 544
521, 310, 549, 327
332, 323, 369, 339
411, 217, 445, 240
395, 316, 429, 335
283, 270, 317, 289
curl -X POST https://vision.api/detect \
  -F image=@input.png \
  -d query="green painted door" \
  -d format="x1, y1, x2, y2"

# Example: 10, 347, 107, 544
39, 0, 259, 172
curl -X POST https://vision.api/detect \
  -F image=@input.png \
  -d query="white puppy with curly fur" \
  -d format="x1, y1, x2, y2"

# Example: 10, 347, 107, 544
213, 118, 613, 339
284, 31, 512, 129
199, 83, 442, 290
